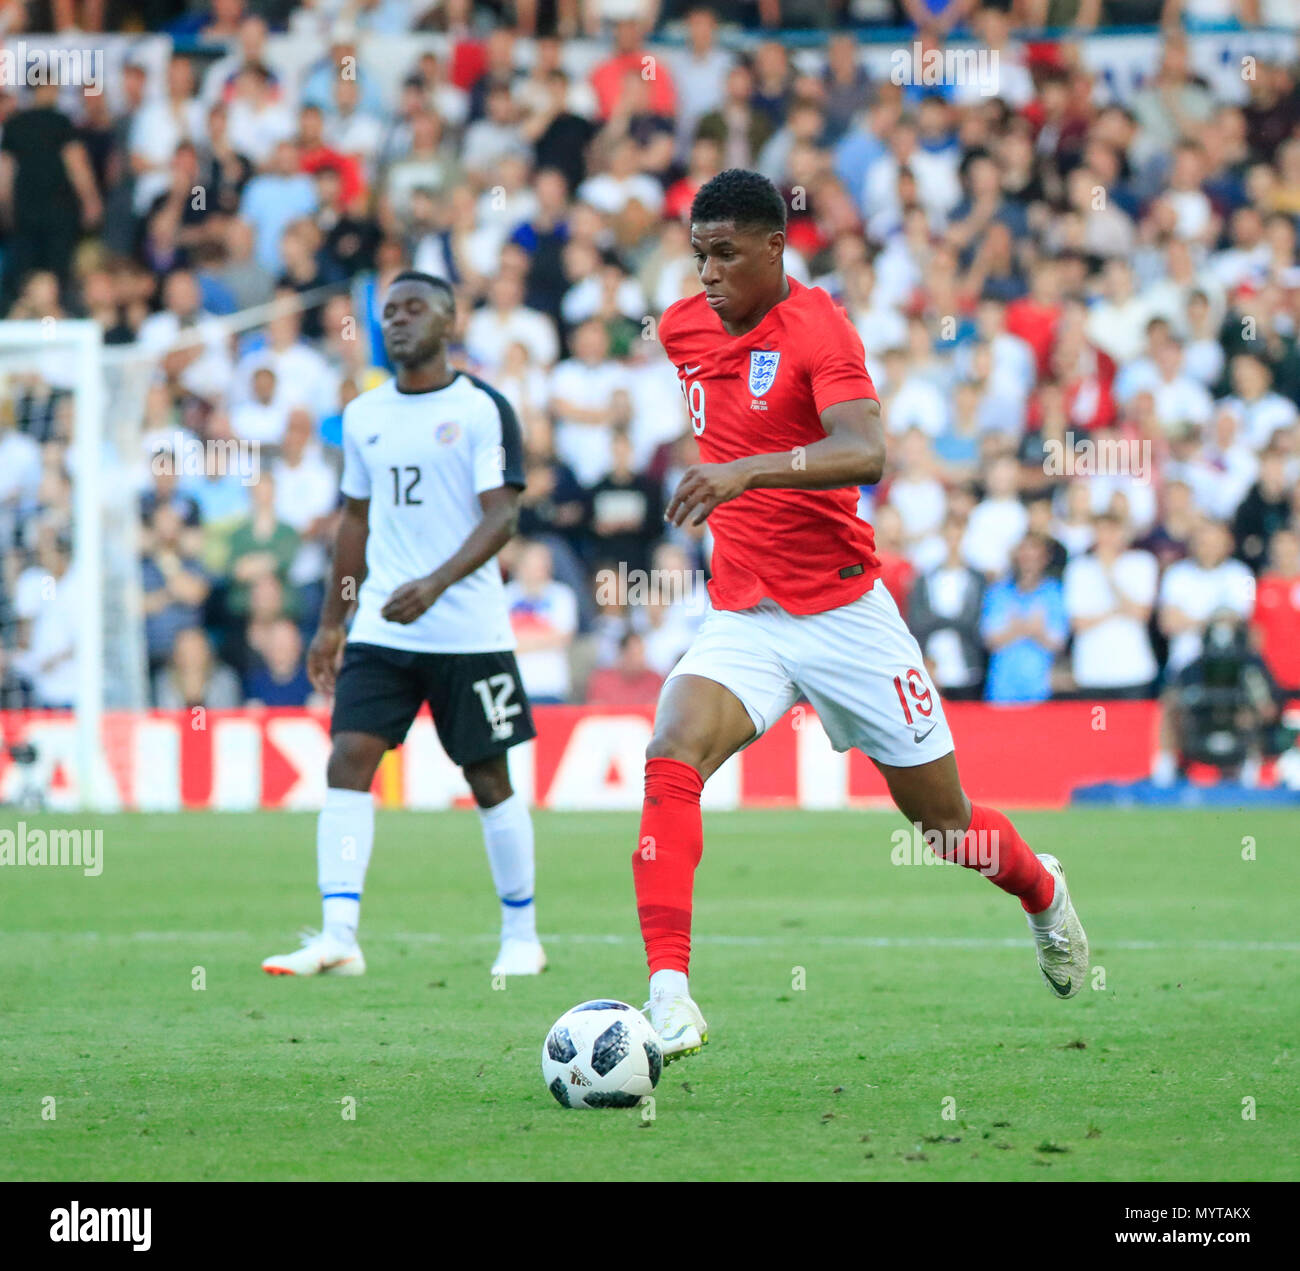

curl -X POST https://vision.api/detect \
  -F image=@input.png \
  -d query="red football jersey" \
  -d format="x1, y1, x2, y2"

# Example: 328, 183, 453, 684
659, 276, 881, 614
1253, 573, 1300, 690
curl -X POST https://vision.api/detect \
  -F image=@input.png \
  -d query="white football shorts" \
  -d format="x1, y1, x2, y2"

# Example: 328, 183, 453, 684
665, 578, 955, 768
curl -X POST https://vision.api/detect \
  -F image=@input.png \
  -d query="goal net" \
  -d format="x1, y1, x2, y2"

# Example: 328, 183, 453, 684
0, 319, 135, 809
0, 285, 356, 811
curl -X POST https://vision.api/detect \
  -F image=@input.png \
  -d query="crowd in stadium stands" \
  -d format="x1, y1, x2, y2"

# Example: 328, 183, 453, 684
1, 2, 1299, 756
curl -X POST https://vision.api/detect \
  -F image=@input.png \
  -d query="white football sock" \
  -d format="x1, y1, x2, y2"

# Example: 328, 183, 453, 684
478, 793, 537, 943
318, 787, 375, 945
650, 969, 689, 1000
1152, 752, 1178, 786
1027, 884, 1065, 931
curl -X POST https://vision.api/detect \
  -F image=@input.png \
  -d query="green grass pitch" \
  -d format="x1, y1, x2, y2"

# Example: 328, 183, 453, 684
1, 807, 1296, 1181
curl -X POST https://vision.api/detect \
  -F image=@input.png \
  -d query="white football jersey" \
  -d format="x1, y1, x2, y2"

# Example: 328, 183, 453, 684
339, 372, 524, 653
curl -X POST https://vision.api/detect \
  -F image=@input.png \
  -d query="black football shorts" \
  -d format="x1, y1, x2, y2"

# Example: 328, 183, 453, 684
331, 641, 537, 767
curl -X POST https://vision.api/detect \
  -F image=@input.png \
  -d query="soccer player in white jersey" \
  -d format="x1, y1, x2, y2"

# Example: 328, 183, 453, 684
262, 272, 547, 979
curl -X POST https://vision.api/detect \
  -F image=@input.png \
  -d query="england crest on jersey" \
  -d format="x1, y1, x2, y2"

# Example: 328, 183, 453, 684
748, 350, 781, 397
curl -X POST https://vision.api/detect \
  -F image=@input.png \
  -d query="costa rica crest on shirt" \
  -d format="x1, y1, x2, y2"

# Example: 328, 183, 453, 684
748, 349, 781, 397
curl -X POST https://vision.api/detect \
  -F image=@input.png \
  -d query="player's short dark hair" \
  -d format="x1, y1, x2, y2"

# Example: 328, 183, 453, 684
690, 168, 787, 235
388, 271, 455, 310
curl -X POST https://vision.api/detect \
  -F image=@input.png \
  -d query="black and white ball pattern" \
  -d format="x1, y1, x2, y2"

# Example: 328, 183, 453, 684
541, 1000, 663, 1109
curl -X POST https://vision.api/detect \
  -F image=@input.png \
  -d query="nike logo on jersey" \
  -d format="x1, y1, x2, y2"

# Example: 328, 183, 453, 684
912, 722, 937, 744
683, 365, 702, 376
365, 434, 379, 445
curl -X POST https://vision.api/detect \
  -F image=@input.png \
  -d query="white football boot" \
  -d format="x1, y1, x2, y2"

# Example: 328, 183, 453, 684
490, 937, 547, 976
262, 930, 366, 977
1027, 854, 1089, 999
645, 991, 708, 1063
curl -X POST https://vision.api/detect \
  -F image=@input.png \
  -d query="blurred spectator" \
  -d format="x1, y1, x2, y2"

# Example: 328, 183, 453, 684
244, 617, 315, 706
208, 218, 274, 312
667, 7, 731, 156
238, 139, 317, 273
578, 136, 665, 218
886, 428, 947, 565
509, 168, 574, 320
1063, 512, 1159, 697
504, 540, 579, 703
0, 398, 42, 548
11, 531, 79, 709
980, 533, 1068, 704
466, 271, 559, 372
129, 55, 204, 217
153, 626, 242, 709
586, 429, 662, 575
522, 68, 597, 196
590, 18, 677, 122
1025, 495, 1069, 578
136, 269, 235, 404
0, 82, 101, 305
908, 515, 986, 700
517, 416, 589, 584
1135, 478, 1196, 570
141, 505, 212, 675
226, 62, 294, 167
1159, 520, 1257, 675
383, 113, 461, 222
585, 630, 664, 706
1252, 528, 1300, 693
229, 572, 292, 677
299, 35, 383, 117
963, 455, 1029, 580
695, 63, 774, 172
1223, 353, 1298, 451
463, 82, 530, 179
224, 473, 301, 629
272, 406, 340, 627
548, 318, 631, 487
234, 289, 339, 422
141, 456, 201, 530
870, 503, 917, 619
232, 366, 289, 444
190, 411, 254, 550
821, 32, 872, 142
1233, 445, 1291, 573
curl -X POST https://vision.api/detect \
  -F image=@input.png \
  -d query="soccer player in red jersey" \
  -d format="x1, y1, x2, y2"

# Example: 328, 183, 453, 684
636, 171, 1090, 1060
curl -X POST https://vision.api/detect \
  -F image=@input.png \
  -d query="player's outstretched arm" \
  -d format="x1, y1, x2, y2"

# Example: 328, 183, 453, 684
381, 485, 521, 625
665, 399, 886, 528
309, 495, 370, 695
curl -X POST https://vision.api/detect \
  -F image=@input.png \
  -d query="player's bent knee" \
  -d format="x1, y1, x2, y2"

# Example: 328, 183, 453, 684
645, 731, 710, 773
899, 793, 971, 838
464, 758, 513, 808
327, 734, 387, 791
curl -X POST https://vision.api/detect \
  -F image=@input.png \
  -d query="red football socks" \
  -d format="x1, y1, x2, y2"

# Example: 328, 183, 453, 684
943, 803, 1056, 914
632, 763, 1054, 971
633, 757, 704, 975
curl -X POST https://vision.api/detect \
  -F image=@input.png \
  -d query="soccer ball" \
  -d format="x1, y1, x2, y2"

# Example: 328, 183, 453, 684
541, 1000, 663, 1109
